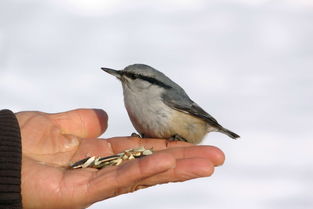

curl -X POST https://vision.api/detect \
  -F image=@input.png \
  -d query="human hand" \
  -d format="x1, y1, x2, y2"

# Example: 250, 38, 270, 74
16, 109, 225, 209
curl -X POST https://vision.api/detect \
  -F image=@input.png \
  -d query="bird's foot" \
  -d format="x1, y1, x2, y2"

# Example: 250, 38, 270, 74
131, 132, 144, 138
169, 134, 188, 142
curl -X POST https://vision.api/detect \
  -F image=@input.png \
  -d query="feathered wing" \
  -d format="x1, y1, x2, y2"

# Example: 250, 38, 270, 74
162, 88, 220, 126
162, 88, 240, 139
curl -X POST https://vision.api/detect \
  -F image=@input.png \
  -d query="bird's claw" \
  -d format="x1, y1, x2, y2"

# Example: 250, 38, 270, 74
131, 132, 145, 138
169, 134, 188, 142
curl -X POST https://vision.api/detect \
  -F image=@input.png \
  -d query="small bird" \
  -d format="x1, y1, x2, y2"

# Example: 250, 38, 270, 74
101, 64, 239, 144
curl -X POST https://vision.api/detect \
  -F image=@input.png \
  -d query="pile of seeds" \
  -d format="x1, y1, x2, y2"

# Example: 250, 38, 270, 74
70, 147, 153, 169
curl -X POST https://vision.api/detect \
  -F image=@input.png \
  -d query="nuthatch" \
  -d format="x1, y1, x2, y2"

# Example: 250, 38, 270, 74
101, 64, 239, 144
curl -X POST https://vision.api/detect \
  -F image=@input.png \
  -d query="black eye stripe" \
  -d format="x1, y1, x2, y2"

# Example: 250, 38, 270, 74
123, 72, 139, 79
122, 72, 172, 89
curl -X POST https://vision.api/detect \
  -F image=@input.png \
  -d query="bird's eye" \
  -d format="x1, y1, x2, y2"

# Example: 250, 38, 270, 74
130, 74, 137, 79
126, 73, 137, 80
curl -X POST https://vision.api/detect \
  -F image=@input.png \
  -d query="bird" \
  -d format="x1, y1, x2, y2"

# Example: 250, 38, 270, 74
101, 64, 239, 144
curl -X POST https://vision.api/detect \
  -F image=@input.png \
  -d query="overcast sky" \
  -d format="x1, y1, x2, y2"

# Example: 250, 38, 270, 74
1, 0, 313, 209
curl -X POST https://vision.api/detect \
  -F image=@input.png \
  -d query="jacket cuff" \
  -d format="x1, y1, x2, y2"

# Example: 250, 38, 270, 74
0, 109, 22, 209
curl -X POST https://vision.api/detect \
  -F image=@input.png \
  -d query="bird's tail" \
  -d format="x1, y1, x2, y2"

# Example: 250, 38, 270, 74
219, 127, 240, 139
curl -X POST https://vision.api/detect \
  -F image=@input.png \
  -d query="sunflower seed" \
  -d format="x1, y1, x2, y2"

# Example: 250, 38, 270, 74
70, 147, 153, 169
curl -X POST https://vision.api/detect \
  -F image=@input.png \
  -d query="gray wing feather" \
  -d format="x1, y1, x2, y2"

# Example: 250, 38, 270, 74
162, 88, 220, 127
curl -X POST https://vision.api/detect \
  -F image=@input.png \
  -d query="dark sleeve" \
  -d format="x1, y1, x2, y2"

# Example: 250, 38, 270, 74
0, 110, 22, 209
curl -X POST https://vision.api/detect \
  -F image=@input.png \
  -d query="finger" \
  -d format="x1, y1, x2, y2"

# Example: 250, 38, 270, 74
158, 145, 225, 167
106, 137, 193, 153
86, 152, 176, 201
132, 147, 224, 189
106, 137, 224, 166
70, 138, 115, 162
131, 157, 215, 190
49, 109, 108, 138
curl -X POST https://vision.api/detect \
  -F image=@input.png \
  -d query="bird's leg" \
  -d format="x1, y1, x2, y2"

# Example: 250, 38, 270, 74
131, 132, 144, 138
169, 134, 188, 142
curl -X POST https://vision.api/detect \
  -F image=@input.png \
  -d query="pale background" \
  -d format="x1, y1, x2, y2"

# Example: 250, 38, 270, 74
1, 0, 313, 209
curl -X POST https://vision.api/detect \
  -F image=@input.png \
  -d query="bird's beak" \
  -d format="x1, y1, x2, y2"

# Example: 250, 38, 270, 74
101, 67, 122, 79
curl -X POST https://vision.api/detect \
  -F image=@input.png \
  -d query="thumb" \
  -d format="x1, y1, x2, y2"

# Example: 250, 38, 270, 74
49, 108, 108, 138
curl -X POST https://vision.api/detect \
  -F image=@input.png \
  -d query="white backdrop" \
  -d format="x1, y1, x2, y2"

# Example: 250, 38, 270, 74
1, 1, 313, 209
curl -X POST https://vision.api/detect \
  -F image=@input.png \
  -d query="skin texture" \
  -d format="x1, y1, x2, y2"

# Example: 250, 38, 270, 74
16, 108, 225, 209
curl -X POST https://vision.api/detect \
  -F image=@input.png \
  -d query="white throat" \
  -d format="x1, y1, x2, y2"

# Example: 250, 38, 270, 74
122, 83, 173, 137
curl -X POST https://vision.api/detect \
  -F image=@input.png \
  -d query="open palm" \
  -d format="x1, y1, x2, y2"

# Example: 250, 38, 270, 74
16, 109, 224, 209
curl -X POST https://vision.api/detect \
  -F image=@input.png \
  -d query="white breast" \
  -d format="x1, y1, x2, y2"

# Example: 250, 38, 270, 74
122, 83, 174, 138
